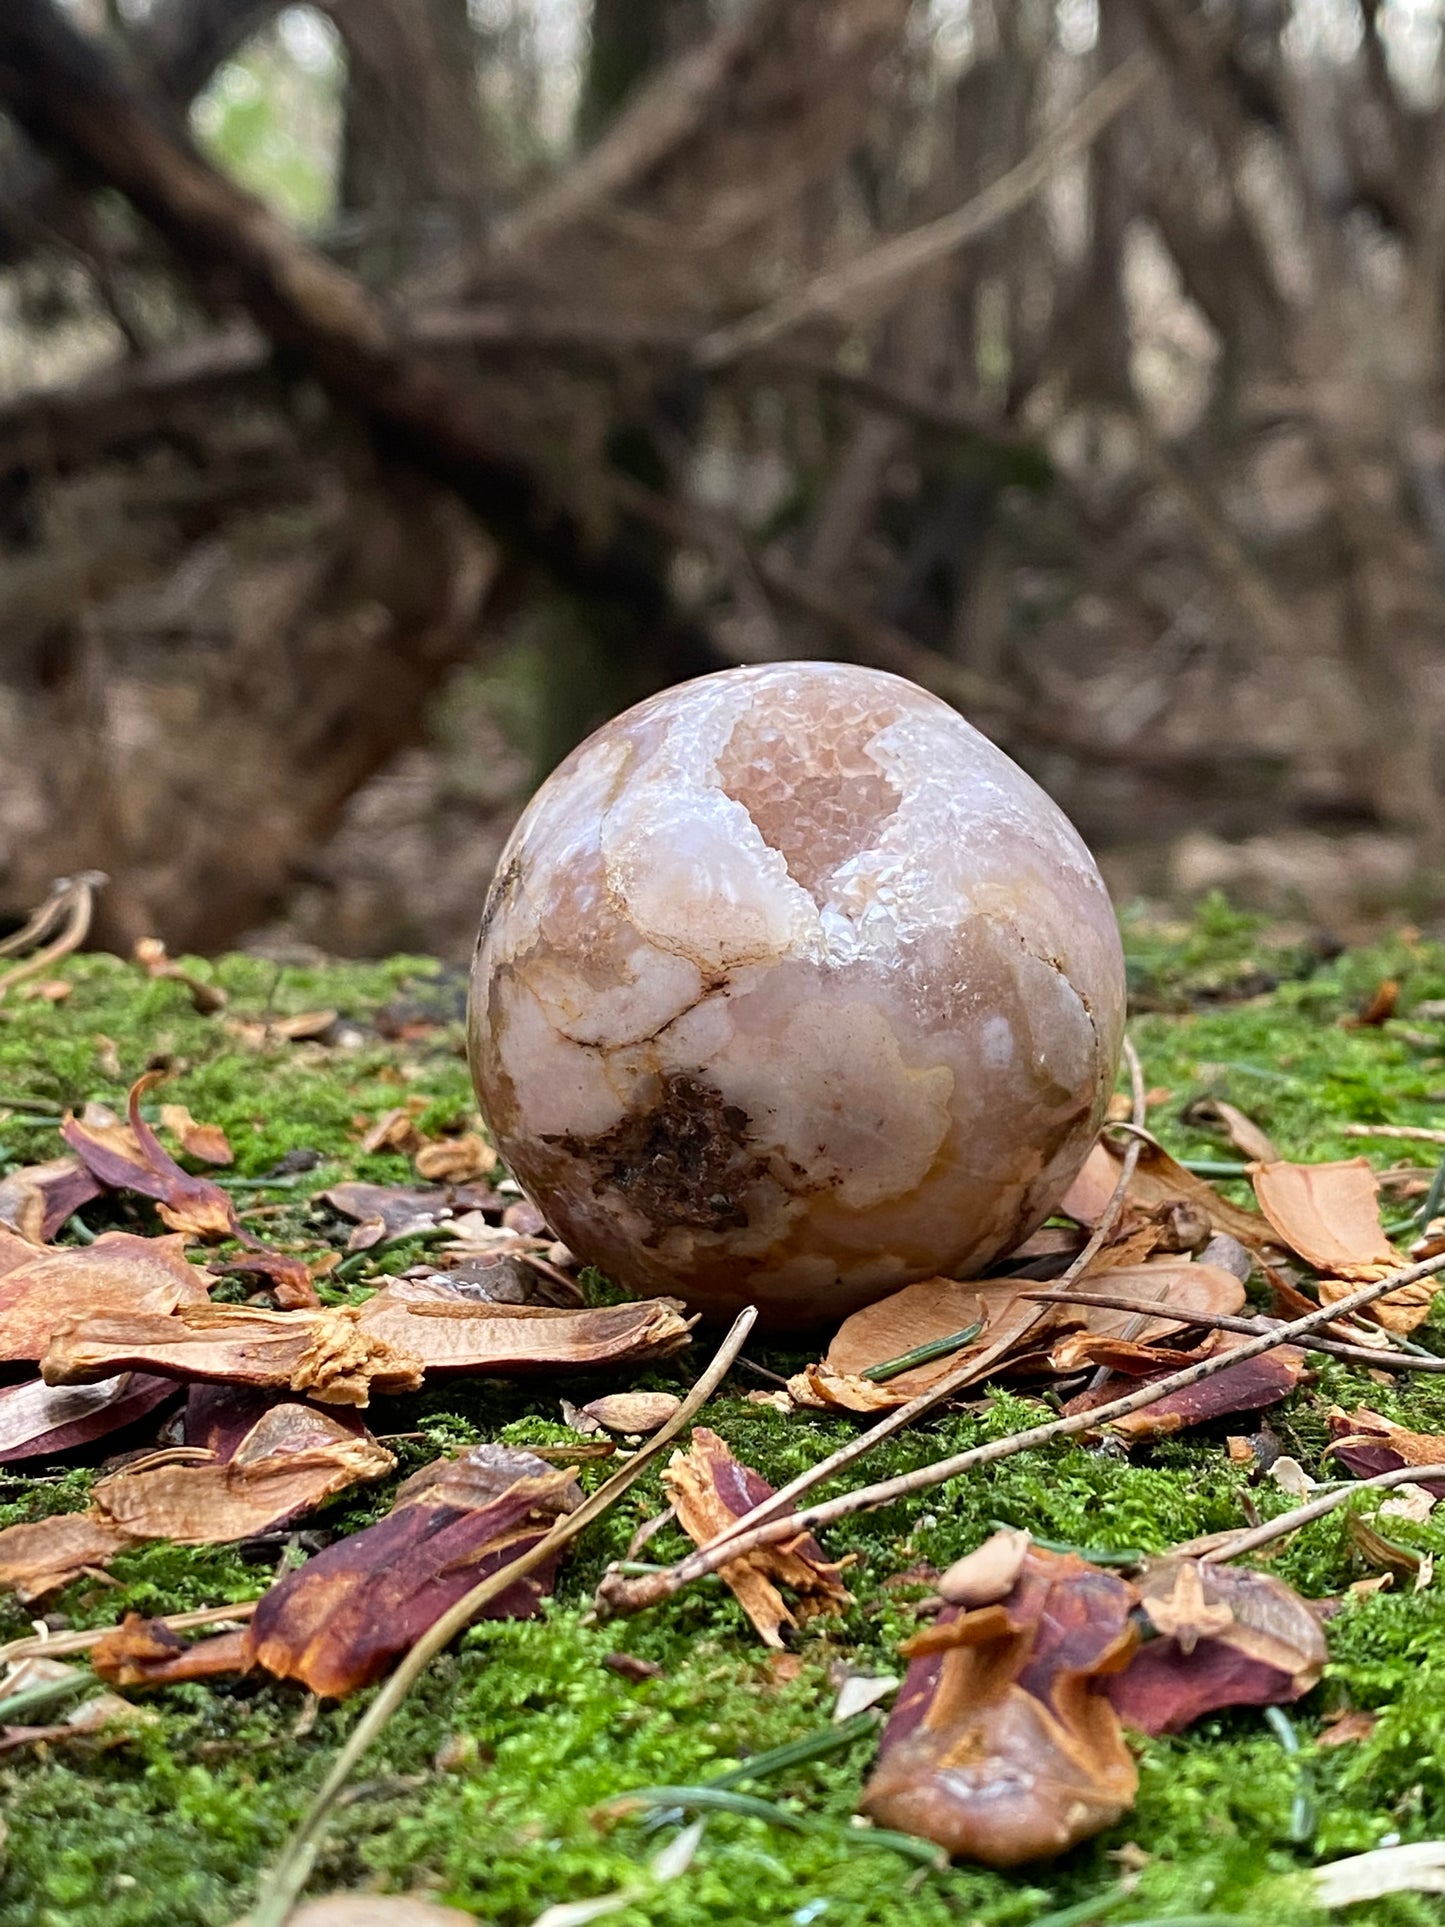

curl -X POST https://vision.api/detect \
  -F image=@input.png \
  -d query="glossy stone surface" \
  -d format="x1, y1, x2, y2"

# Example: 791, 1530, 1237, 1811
469, 663, 1124, 1327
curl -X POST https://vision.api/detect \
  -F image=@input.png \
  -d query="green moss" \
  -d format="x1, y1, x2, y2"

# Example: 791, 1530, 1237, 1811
8, 918, 1445, 1924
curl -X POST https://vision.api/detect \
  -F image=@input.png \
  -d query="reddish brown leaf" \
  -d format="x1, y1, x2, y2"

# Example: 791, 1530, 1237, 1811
1064, 1332, 1307, 1440
0, 1157, 102, 1242
319, 1180, 504, 1244
91, 1617, 252, 1687
217, 1249, 321, 1310
413, 1134, 497, 1184
0, 1371, 176, 1464
1251, 1159, 1399, 1281
0, 1513, 132, 1601
243, 1444, 581, 1696
0, 1404, 393, 1597
159, 1104, 234, 1167
42, 1302, 425, 1407
664, 1427, 851, 1648
0, 1231, 208, 1364
862, 1539, 1138, 1866
355, 1286, 694, 1376
1120, 1138, 1271, 1245
1106, 1559, 1325, 1735
579, 1392, 683, 1435
88, 1403, 394, 1542
1326, 1407, 1445, 1498
62, 1075, 240, 1239
1318, 1707, 1378, 1747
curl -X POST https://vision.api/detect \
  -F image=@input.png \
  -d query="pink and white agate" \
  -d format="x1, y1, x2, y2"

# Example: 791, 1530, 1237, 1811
469, 662, 1124, 1327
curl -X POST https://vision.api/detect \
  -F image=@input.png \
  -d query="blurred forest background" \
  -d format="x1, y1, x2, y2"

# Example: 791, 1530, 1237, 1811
0, 0, 1443, 959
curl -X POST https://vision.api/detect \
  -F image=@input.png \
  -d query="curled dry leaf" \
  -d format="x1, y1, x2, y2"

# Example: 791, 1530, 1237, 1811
356, 1287, 694, 1377
1183, 1096, 1280, 1165
158, 1104, 234, 1167
578, 1393, 683, 1435
1065, 1136, 1267, 1247
42, 1302, 425, 1408
1064, 1331, 1307, 1440
0, 1403, 393, 1597
0, 1156, 102, 1243
0, 1513, 132, 1600
413, 1133, 498, 1184
43, 1294, 692, 1404
0, 1231, 207, 1364
0, 1371, 176, 1464
1105, 1559, 1325, 1736
243, 1444, 582, 1696
88, 1403, 395, 1541
1251, 1158, 1399, 1281
215, 1249, 321, 1311
664, 1427, 851, 1648
319, 1179, 504, 1248
1327, 1407, 1445, 1498
134, 937, 227, 1014
93, 1617, 252, 1687
62, 1075, 239, 1240
862, 1539, 1138, 1866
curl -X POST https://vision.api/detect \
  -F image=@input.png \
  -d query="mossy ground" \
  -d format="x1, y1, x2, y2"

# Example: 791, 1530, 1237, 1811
5, 907, 1445, 1924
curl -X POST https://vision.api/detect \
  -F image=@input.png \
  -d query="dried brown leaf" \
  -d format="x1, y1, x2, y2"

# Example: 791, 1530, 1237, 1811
0, 1157, 102, 1243
159, 1104, 234, 1167
0, 1231, 207, 1364
89, 1403, 394, 1541
578, 1393, 683, 1435
1251, 1158, 1399, 1280
664, 1426, 851, 1648
0, 1513, 132, 1601
92, 1617, 252, 1687
356, 1287, 694, 1376
1106, 1559, 1325, 1735
1183, 1097, 1280, 1165
0, 1371, 176, 1464
1327, 1407, 1445, 1497
1065, 1331, 1307, 1440
938, 1528, 1032, 1608
862, 1541, 1138, 1866
413, 1134, 498, 1184
63, 1075, 239, 1239
243, 1444, 581, 1696
43, 1302, 425, 1407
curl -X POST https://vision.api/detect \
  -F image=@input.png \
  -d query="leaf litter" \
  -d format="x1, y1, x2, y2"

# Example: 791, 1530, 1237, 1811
10, 940, 1445, 1913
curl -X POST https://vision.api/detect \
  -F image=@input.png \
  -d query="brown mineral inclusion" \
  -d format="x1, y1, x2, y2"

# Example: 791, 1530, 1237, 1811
469, 662, 1124, 1327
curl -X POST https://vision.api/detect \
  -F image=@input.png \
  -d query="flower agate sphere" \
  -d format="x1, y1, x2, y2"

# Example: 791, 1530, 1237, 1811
469, 663, 1124, 1327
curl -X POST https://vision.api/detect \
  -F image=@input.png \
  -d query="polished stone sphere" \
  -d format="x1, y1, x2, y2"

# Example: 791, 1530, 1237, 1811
468, 662, 1124, 1327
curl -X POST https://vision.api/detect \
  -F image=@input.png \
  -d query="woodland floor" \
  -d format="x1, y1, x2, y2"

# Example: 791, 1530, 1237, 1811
7, 903, 1445, 1926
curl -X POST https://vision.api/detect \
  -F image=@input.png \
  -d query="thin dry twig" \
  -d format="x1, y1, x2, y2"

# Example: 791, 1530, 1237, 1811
597, 1246, 1445, 1620
0, 1599, 257, 1669
1345, 1125, 1445, 1146
598, 1046, 1148, 1591
696, 53, 1155, 367
1024, 1285, 1445, 1373
1202, 1461, 1445, 1564
0, 871, 104, 1001
247, 1305, 758, 1927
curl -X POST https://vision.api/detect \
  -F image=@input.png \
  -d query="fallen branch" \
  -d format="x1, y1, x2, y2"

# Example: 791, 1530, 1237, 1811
0, 1598, 256, 1669
1025, 1285, 1445, 1373
696, 52, 1156, 368
1345, 1125, 1445, 1146
596, 1246, 1445, 1622
247, 1305, 757, 1927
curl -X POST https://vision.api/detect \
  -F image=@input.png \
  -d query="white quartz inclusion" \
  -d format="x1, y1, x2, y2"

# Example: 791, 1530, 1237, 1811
468, 662, 1125, 1327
